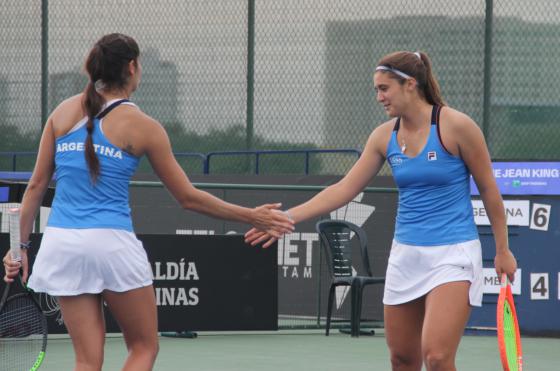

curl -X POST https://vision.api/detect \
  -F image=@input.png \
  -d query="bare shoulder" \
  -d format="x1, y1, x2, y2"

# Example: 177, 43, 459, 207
122, 107, 170, 153
375, 118, 397, 133
369, 119, 396, 140
51, 94, 85, 120
440, 106, 487, 159
126, 106, 164, 132
366, 118, 396, 153
56, 93, 84, 109
49, 94, 86, 135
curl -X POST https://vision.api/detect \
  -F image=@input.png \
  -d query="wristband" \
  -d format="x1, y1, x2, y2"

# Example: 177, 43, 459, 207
20, 241, 31, 249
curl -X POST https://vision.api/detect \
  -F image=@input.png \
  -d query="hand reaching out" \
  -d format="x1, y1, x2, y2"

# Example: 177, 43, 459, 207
245, 228, 278, 248
249, 203, 294, 242
247, 204, 294, 248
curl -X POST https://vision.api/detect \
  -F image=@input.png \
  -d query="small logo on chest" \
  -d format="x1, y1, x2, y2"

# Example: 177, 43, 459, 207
389, 155, 404, 167
427, 151, 437, 161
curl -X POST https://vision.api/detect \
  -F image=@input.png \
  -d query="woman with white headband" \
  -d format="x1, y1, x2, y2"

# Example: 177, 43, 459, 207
246, 50, 517, 370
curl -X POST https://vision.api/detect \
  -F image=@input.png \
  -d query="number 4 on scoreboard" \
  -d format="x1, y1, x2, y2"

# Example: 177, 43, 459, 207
530, 273, 549, 300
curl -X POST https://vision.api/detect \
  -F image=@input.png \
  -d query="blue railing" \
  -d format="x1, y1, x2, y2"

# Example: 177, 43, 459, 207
173, 152, 208, 174
0, 149, 362, 175
205, 149, 361, 174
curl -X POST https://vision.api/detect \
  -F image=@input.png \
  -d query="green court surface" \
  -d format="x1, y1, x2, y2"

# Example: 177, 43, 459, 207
39, 330, 559, 370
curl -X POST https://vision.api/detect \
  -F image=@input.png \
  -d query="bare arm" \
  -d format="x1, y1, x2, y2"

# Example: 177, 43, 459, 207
142, 118, 293, 237
454, 112, 517, 281
288, 127, 387, 222
245, 123, 390, 246
4, 118, 55, 282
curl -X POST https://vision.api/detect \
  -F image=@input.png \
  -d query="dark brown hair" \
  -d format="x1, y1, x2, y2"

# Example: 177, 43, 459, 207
376, 51, 445, 107
83, 33, 140, 181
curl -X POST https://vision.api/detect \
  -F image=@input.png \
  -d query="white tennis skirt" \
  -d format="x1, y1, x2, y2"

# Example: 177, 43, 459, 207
28, 227, 153, 296
383, 239, 483, 307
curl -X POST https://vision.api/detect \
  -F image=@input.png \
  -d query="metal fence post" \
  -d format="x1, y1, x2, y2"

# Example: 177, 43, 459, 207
482, 0, 493, 145
246, 0, 255, 152
41, 0, 49, 129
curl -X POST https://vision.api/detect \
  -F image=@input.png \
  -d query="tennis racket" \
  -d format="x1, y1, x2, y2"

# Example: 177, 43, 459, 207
0, 208, 48, 371
497, 273, 522, 371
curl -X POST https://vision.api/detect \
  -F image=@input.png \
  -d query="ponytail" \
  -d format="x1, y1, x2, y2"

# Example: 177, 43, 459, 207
83, 81, 103, 181
417, 52, 445, 107
82, 33, 140, 182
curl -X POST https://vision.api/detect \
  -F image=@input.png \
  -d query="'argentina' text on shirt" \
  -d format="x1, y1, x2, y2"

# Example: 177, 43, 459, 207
57, 142, 123, 159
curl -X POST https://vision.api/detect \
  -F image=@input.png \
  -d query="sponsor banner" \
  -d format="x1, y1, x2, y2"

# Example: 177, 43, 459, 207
140, 234, 278, 332
472, 200, 530, 226
471, 162, 560, 195
0, 234, 278, 333
482, 268, 522, 295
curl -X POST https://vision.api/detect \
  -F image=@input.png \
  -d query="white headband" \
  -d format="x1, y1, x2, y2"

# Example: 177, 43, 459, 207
375, 65, 412, 79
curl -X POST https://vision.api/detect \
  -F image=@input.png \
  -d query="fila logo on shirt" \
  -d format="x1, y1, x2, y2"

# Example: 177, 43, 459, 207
427, 151, 437, 161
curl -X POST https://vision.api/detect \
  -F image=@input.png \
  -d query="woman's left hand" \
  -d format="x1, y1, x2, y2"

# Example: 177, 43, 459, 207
250, 204, 294, 239
494, 249, 517, 283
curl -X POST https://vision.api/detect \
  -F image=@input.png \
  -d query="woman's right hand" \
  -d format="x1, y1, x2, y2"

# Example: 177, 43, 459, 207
245, 228, 278, 248
249, 204, 294, 242
3, 250, 25, 283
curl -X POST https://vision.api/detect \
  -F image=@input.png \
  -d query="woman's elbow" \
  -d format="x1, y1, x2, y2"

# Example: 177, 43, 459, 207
178, 196, 194, 210
177, 190, 202, 211
477, 181, 501, 200
26, 177, 50, 195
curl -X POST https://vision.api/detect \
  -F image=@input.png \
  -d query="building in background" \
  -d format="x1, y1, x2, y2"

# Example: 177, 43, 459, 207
324, 15, 560, 159
1, 1, 559, 161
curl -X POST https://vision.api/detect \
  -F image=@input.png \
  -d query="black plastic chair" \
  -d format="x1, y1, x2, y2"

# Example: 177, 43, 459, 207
316, 219, 385, 337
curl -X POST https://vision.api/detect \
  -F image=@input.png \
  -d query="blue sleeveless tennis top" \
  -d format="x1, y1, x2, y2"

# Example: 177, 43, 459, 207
386, 106, 478, 246
47, 99, 140, 231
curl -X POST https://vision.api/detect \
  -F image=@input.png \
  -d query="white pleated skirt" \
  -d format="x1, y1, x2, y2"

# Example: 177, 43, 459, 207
383, 239, 483, 307
28, 227, 153, 296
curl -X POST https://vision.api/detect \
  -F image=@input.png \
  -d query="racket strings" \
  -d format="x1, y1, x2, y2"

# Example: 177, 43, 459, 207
0, 296, 46, 370
502, 301, 519, 371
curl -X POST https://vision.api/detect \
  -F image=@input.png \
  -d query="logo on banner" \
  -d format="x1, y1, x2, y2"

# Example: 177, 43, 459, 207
153, 258, 200, 306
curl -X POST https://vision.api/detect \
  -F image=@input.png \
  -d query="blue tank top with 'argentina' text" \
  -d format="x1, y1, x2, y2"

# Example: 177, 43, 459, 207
47, 99, 140, 231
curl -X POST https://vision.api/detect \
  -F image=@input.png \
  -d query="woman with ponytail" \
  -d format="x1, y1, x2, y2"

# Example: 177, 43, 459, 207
3, 33, 293, 371
245, 51, 517, 370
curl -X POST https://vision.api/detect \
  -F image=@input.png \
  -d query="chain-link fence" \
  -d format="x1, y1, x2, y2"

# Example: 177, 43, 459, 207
0, 0, 559, 174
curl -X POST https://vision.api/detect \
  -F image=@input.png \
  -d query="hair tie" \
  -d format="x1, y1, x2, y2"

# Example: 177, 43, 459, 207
94, 79, 106, 92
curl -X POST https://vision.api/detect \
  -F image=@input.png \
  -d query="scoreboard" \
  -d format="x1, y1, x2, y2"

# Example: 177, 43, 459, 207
469, 162, 560, 336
